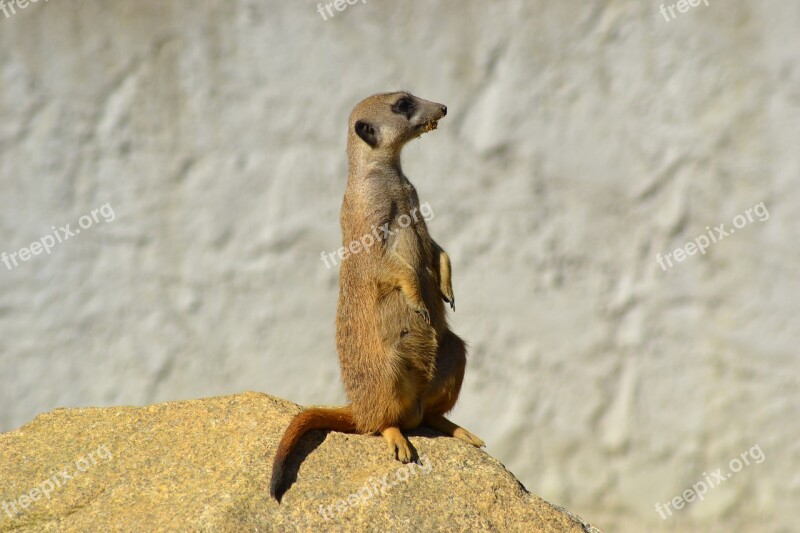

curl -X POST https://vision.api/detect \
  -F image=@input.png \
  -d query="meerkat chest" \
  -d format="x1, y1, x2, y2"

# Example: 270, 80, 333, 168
397, 177, 422, 215
391, 183, 426, 233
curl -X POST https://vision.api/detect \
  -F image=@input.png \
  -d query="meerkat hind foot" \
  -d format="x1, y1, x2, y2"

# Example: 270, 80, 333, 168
381, 427, 413, 463
453, 427, 485, 448
424, 413, 485, 448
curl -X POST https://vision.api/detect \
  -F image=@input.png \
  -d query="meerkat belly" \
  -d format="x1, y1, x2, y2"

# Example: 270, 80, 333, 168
377, 283, 438, 374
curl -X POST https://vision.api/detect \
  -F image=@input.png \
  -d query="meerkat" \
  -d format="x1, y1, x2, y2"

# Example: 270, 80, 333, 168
270, 92, 483, 502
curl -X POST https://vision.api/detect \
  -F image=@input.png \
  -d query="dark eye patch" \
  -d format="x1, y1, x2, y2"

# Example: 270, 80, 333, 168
391, 97, 415, 119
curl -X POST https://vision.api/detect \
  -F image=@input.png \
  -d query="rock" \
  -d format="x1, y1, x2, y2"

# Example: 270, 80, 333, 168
0, 393, 602, 532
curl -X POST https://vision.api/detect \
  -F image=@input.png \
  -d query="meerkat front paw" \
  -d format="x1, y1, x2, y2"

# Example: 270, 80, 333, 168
440, 282, 455, 312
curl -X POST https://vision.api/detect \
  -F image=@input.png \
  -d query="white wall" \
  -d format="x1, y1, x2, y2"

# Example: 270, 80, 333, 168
1, 1, 797, 531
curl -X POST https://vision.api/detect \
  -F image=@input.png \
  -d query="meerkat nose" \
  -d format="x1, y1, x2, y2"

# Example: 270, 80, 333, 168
440, 105, 447, 116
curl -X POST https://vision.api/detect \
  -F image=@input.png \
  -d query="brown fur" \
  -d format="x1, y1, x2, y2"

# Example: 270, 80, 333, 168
270, 92, 482, 502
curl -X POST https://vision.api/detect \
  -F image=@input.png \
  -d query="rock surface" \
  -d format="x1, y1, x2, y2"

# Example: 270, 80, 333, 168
0, 393, 602, 532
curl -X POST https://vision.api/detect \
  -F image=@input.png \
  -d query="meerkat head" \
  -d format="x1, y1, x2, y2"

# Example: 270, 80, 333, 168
348, 92, 447, 156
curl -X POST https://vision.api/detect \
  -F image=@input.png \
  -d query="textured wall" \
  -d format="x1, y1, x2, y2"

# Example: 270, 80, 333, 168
1, 1, 797, 531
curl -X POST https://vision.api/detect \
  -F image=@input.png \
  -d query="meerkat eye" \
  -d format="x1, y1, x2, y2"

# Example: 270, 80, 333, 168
392, 97, 415, 119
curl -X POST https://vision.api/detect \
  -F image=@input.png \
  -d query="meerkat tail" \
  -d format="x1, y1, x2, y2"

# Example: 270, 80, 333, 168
269, 405, 356, 502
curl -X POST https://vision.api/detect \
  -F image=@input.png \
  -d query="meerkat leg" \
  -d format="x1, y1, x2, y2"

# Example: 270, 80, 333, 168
422, 330, 484, 447
423, 413, 484, 448
380, 426, 413, 463
396, 271, 429, 324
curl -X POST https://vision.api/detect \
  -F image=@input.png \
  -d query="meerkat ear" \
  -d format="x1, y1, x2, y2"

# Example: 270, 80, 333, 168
355, 120, 379, 148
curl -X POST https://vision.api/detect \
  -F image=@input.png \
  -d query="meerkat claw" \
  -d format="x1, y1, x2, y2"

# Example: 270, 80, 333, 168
394, 441, 413, 463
